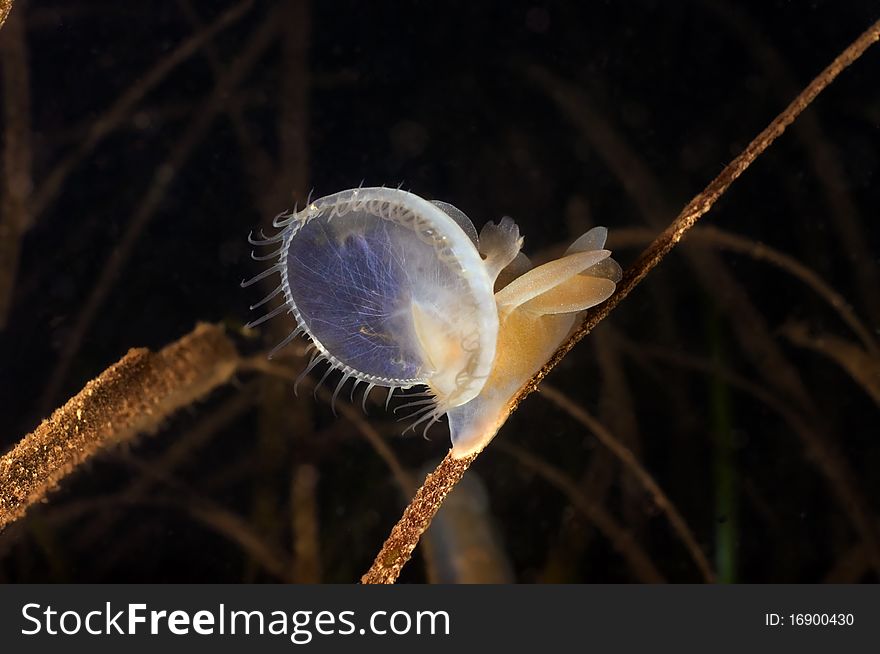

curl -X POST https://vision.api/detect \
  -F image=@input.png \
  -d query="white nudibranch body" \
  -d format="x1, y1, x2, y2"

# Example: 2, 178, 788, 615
243, 187, 621, 458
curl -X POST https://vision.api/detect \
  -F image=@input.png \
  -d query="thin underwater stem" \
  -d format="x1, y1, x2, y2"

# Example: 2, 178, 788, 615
0, 323, 238, 531
39, 8, 279, 414
0, 1, 31, 330
610, 225, 879, 356
497, 441, 666, 583
539, 385, 715, 583
360, 451, 477, 584
526, 15, 880, 404
29, 0, 255, 220
707, 1, 880, 331
782, 322, 880, 409
240, 356, 417, 496
0, 0, 12, 31
291, 464, 321, 583
361, 16, 880, 584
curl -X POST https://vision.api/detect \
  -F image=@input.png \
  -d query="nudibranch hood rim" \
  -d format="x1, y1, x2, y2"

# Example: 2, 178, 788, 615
245, 187, 499, 410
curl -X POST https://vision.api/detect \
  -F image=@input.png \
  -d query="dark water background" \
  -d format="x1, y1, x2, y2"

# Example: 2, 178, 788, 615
1, 0, 878, 582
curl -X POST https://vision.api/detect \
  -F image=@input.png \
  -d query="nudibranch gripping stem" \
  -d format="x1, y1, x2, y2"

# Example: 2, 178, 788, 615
243, 187, 621, 458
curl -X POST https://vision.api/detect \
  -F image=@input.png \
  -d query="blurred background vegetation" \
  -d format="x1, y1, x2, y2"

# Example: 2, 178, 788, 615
0, 0, 878, 582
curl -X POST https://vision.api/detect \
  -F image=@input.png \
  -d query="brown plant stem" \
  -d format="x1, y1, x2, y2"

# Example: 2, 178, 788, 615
0, 0, 12, 31
0, 1, 31, 329
824, 543, 871, 583
118, 454, 293, 582
30, 0, 254, 219
176, 0, 276, 212
291, 464, 321, 583
610, 225, 878, 355
39, 9, 279, 413
617, 337, 880, 575
707, 1, 880, 330
69, 382, 261, 554
497, 442, 666, 583
240, 356, 416, 496
782, 322, 880, 408
0, 323, 238, 531
529, 65, 809, 408
360, 452, 476, 584
539, 384, 715, 583
361, 17, 880, 584
250, 0, 311, 582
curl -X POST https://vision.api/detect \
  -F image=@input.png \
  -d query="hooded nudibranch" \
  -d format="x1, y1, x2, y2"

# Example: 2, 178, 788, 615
243, 187, 621, 458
